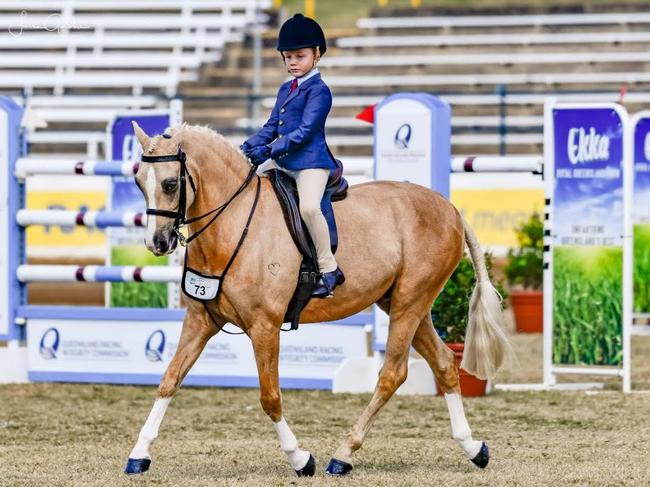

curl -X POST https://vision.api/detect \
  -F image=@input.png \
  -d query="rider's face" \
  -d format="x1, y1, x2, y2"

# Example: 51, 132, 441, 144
283, 48, 317, 78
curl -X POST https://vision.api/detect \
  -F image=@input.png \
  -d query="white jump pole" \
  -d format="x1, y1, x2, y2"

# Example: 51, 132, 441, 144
14, 158, 139, 177
16, 209, 146, 228
16, 265, 182, 283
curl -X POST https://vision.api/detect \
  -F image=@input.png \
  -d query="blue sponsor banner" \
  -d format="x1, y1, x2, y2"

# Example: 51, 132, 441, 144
553, 107, 624, 246
633, 117, 650, 168
549, 105, 628, 368
108, 113, 171, 307
632, 113, 650, 313
110, 114, 170, 216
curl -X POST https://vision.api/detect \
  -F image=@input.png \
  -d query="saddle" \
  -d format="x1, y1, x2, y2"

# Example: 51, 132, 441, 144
263, 158, 349, 330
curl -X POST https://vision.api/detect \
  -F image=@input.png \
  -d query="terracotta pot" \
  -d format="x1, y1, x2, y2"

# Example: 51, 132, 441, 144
435, 343, 488, 397
510, 290, 543, 333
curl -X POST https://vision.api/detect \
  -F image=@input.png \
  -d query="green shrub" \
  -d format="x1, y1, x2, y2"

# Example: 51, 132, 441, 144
432, 253, 506, 343
505, 212, 544, 290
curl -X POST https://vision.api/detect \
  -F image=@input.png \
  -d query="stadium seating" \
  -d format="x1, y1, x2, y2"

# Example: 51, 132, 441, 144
1, 1, 269, 96
4, 0, 270, 156
355, 12, 650, 30
9, 3, 650, 158
313, 8, 650, 156
217, 7, 650, 156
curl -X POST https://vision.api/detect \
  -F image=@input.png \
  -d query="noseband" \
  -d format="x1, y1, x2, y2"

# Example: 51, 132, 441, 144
142, 145, 258, 246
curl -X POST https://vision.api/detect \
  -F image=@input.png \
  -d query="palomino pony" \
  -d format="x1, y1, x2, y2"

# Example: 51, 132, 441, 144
124, 121, 510, 477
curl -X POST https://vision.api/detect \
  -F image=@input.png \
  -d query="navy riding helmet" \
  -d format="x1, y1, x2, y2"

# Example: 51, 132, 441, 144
276, 13, 327, 55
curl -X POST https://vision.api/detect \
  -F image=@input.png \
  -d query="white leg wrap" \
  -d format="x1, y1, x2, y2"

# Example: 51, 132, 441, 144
273, 417, 310, 471
444, 393, 482, 458
129, 397, 171, 459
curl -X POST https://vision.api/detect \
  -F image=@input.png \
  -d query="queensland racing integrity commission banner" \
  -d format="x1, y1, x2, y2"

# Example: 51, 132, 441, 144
27, 319, 367, 389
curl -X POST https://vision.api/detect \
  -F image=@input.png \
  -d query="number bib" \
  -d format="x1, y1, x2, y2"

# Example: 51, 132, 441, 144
182, 267, 221, 302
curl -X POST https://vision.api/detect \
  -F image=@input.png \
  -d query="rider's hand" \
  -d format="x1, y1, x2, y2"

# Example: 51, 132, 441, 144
248, 145, 271, 166
240, 141, 254, 156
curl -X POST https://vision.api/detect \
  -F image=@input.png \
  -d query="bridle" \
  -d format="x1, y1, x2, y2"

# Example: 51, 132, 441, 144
142, 145, 258, 247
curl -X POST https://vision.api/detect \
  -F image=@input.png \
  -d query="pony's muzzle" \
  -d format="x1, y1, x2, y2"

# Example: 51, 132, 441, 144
151, 231, 177, 256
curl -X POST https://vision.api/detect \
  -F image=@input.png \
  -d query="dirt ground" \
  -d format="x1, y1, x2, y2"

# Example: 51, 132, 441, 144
1, 382, 649, 486
1, 312, 649, 486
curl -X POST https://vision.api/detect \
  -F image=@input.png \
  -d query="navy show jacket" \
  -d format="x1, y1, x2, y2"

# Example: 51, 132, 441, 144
243, 73, 337, 171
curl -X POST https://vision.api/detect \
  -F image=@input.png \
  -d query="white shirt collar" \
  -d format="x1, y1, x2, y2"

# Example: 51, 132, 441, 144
296, 67, 319, 86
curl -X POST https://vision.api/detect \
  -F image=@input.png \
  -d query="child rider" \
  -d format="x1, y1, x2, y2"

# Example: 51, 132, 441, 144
240, 13, 345, 298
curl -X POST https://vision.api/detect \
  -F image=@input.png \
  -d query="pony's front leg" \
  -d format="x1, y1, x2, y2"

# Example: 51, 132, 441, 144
124, 309, 217, 475
250, 323, 315, 477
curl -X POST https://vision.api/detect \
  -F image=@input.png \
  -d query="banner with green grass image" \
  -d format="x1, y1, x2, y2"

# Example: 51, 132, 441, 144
632, 114, 650, 313
550, 106, 627, 367
553, 246, 622, 365
110, 244, 168, 308
633, 224, 650, 313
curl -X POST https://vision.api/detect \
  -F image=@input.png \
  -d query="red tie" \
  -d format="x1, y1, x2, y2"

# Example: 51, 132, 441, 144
288, 78, 298, 95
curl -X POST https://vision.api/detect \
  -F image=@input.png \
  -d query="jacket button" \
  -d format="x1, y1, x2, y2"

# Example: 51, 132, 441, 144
280, 108, 285, 113
278, 134, 283, 138
279, 120, 284, 126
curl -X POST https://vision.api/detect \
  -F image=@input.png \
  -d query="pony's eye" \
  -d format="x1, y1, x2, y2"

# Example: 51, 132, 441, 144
162, 178, 178, 193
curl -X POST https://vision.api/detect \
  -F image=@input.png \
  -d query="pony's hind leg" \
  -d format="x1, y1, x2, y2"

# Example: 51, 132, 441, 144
411, 313, 489, 468
124, 306, 217, 475
249, 322, 315, 477
326, 301, 421, 476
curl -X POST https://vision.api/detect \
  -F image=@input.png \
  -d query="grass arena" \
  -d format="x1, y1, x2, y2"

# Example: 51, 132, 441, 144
3, 1, 650, 486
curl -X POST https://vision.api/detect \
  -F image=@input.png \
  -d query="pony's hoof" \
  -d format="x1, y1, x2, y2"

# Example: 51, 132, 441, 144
124, 457, 151, 475
470, 442, 489, 469
325, 457, 353, 476
295, 454, 316, 477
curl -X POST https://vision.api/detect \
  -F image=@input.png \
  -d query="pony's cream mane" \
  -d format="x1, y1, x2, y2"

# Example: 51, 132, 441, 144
145, 122, 243, 163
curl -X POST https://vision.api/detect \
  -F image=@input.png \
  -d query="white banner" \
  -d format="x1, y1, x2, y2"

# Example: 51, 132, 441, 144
27, 320, 367, 389
375, 98, 432, 188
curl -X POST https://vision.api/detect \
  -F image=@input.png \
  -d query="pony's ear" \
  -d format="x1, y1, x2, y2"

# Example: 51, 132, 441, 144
131, 121, 150, 149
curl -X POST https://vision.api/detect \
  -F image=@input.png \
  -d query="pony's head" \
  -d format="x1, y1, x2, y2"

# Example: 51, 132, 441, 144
132, 121, 197, 256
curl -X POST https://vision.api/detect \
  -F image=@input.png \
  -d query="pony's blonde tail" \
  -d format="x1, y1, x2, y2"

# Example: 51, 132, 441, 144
460, 218, 512, 380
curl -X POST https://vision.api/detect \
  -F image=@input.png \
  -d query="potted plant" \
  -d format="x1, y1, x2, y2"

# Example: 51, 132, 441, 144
505, 212, 544, 333
431, 253, 506, 397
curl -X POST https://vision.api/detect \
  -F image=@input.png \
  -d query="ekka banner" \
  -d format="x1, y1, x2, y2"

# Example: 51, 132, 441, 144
550, 105, 628, 367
